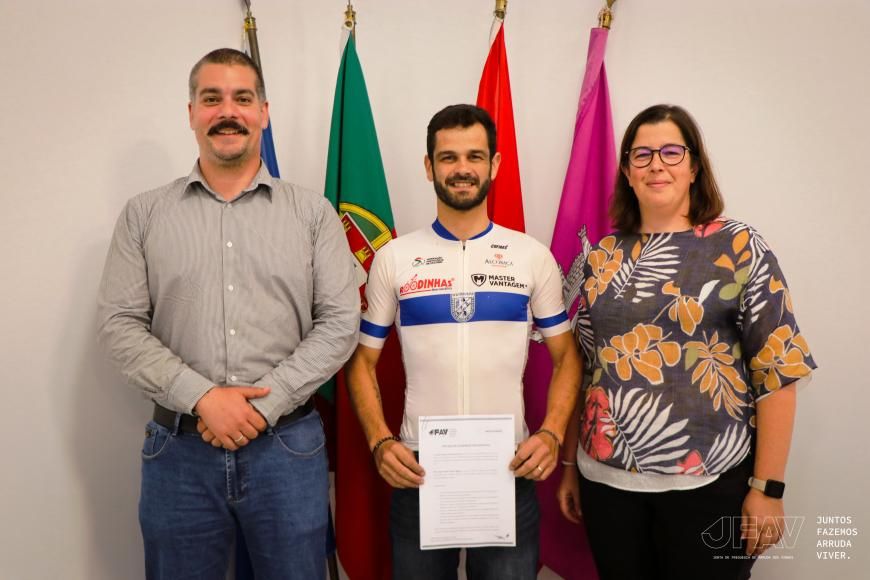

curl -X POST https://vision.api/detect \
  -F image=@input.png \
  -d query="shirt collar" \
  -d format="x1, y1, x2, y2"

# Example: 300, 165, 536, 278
183, 159, 274, 202
431, 218, 493, 241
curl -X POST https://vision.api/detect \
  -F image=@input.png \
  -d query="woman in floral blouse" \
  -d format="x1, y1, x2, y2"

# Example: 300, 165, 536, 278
557, 104, 816, 579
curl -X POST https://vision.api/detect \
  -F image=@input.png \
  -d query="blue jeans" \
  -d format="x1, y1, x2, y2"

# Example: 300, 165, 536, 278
139, 410, 328, 580
390, 477, 539, 580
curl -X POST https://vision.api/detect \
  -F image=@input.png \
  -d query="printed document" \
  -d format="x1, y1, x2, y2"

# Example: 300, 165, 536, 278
418, 414, 515, 549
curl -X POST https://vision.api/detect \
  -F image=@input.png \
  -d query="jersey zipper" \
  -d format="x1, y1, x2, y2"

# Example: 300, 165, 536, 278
459, 240, 470, 414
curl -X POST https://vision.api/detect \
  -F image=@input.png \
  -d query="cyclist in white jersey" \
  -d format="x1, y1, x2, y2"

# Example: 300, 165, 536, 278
347, 105, 581, 579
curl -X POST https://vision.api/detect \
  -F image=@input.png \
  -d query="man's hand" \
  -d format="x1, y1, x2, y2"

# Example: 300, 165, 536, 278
742, 490, 785, 556
374, 440, 425, 488
510, 432, 558, 480
194, 386, 270, 450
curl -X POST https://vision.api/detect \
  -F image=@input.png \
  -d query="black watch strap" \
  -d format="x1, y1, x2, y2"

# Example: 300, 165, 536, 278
748, 476, 785, 498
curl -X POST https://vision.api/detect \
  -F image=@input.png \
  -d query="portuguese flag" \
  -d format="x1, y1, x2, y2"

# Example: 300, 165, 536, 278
326, 34, 406, 580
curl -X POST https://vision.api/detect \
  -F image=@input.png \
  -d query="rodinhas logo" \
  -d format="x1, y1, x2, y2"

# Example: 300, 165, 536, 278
400, 273, 454, 295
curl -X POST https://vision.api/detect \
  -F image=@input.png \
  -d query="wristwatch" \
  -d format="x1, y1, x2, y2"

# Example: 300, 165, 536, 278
747, 476, 786, 499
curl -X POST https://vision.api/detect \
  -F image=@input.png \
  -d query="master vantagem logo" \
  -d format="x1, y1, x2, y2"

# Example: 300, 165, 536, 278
470, 273, 527, 289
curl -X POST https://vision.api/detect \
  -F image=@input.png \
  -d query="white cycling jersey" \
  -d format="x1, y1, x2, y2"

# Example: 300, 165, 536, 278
359, 220, 570, 449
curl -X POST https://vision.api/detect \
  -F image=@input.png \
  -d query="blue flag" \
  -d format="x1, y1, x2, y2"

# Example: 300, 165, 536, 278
260, 121, 280, 177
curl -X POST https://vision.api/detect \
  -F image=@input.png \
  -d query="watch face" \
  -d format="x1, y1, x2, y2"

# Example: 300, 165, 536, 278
765, 480, 786, 498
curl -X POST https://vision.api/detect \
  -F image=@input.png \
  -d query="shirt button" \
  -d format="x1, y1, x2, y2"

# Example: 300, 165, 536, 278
230, 375, 238, 382
226, 241, 233, 248
229, 329, 236, 336
227, 284, 234, 292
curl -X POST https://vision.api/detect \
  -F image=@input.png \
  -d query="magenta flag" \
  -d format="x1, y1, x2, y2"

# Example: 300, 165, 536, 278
524, 27, 615, 580
549, 27, 616, 269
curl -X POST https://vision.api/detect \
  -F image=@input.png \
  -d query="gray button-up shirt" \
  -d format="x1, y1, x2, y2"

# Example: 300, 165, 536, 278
97, 162, 359, 425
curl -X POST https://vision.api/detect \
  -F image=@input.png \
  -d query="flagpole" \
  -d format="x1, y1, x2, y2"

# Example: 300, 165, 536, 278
243, 9, 264, 85
599, 0, 616, 29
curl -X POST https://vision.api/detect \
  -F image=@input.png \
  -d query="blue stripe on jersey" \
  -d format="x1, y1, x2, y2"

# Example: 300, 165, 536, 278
399, 291, 529, 326
431, 219, 493, 241
360, 319, 391, 338
533, 311, 569, 328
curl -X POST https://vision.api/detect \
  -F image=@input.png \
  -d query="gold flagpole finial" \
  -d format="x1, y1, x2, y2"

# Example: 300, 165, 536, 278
494, 0, 508, 20
242, 4, 262, 73
242, 0, 255, 31
598, 0, 616, 29
344, 2, 357, 30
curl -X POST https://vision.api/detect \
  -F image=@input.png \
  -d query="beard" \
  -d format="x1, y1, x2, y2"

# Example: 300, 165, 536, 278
433, 173, 492, 211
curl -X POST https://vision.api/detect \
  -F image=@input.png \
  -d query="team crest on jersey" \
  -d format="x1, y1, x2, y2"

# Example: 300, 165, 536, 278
450, 292, 476, 322
471, 273, 487, 287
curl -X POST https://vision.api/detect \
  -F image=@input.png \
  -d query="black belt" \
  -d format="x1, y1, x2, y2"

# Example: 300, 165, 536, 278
153, 398, 315, 434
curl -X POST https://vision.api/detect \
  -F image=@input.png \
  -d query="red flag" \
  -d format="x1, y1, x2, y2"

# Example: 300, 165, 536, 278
476, 22, 525, 232
335, 339, 404, 580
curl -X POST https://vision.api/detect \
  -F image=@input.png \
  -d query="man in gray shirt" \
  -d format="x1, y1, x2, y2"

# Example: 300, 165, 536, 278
97, 48, 358, 580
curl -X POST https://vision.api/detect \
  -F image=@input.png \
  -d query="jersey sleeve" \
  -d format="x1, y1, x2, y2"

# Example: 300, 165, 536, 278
529, 244, 570, 337
740, 235, 817, 399
359, 243, 398, 349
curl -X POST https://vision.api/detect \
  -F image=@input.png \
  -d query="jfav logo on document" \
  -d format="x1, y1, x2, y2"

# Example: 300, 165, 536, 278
427, 427, 457, 437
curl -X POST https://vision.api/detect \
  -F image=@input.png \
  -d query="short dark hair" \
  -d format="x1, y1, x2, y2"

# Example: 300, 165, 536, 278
610, 104, 724, 233
426, 104, 497, 161
188, 48, 266, 102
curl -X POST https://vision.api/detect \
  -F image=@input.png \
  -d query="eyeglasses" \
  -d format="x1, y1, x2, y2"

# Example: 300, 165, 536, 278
626, 144, 691, 168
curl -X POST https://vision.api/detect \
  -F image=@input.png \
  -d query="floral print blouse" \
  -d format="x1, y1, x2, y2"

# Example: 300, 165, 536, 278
571, 218, 816, 476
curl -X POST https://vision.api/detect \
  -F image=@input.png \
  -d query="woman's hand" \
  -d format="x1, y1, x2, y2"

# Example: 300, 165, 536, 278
741, 489, 784, 556
557, 465, 583, 524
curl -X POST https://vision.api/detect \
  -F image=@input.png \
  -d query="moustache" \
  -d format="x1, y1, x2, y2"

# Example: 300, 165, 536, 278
208, 120, 249, 136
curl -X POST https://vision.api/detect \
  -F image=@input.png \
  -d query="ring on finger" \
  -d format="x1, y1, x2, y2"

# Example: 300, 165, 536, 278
536, 465, 544, 474
233, 435, 245, 444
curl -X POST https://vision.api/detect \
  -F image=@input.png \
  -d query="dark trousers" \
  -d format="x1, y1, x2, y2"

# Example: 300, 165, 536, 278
390, 477, 540, 580
579, 457, 755, 580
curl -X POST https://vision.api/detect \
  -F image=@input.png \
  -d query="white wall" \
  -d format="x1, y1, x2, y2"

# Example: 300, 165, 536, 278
1, 1, 867, 578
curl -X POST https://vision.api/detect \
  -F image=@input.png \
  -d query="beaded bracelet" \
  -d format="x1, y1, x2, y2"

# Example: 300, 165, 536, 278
371, 434, 400, 456
534, 428, 562, 449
